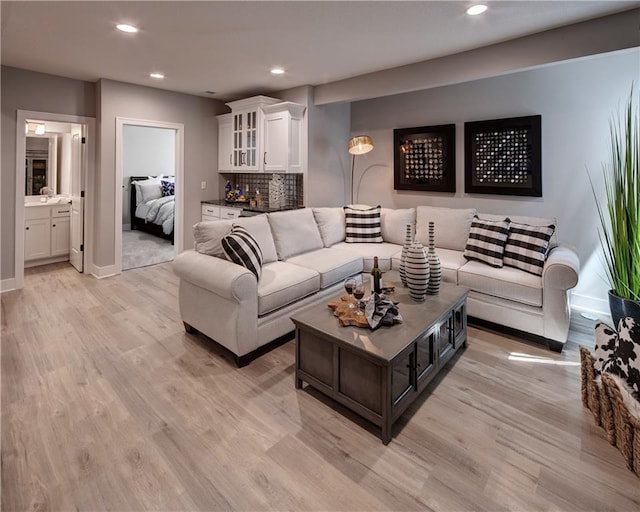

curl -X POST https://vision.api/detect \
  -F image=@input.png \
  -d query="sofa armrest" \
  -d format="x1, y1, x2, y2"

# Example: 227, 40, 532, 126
172, 250, 256, 302
543, 244, 580, 291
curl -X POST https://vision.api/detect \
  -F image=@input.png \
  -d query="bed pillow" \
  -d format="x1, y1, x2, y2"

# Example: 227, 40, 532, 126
138, 182, 163, 203
161, 180, 175, 197
222, 225, 263, 280
503, 221, 555, 276
344, 205, 383, 243
463, 216, 510, 268
133, 176, 162, 204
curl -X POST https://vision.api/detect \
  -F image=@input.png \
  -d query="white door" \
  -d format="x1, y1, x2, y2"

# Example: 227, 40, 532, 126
51, 217, 71, 257
69, 129, 84, 272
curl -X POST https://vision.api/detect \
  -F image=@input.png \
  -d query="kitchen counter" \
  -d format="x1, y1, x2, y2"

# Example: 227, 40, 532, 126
201, 199, 302, 214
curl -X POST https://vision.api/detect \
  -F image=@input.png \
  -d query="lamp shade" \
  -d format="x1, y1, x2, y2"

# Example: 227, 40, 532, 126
348, 135, 374, 155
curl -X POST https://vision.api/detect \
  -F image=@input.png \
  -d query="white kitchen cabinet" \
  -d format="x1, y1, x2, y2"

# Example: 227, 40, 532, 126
220, 96, 305, 173
201, 204, 242, 222
24, 203, 70, 264
263, 102, 305, 173
217, 114, 233, 171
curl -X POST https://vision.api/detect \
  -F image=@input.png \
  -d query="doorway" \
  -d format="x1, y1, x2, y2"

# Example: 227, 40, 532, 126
114, 117, 184, 274
14, 110, 95, 290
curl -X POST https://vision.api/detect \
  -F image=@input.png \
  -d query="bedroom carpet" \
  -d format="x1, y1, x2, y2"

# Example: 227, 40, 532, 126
122, 229, 174, 270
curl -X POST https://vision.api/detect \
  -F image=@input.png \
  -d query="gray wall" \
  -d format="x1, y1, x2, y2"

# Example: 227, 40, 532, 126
96, 79, 225, 268
122, 125, 176, 226
1, 66, 95, 281
349, 49, 640, 314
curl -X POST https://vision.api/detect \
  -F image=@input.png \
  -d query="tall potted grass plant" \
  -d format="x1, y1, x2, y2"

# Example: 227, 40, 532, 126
592, 87, 640, 327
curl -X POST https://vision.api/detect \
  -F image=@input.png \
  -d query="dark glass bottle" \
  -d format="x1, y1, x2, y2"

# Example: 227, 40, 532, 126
371, 256, 382, 294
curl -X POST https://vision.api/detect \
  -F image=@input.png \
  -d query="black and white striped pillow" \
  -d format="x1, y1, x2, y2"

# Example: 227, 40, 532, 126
344, 205, 383, 243
463, 216, 510, 267
503, 221, 555, 276
221, 225, 263, 280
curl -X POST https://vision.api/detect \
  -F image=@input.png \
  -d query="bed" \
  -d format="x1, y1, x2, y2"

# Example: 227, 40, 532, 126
130, 176, 175, 244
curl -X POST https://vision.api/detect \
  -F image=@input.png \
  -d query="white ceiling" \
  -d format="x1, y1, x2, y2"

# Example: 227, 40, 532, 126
1, 1, 637, 101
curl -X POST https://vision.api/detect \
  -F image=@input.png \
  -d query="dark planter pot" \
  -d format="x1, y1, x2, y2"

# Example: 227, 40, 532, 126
608, 289, 640, 328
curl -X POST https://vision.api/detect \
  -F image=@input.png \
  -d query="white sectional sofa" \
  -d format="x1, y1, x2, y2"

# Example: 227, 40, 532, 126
173, 206, 580, 366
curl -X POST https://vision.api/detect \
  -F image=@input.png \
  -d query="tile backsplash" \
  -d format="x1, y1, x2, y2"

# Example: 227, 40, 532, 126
220, 173, 303, 209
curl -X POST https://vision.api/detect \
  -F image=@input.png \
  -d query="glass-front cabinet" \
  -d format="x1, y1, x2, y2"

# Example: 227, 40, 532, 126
219, 96, 305, 173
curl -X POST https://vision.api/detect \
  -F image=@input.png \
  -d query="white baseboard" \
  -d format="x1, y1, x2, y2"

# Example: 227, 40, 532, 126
0, 277, 17, 293
570, 292, 610, 320
91, 264, 118, 279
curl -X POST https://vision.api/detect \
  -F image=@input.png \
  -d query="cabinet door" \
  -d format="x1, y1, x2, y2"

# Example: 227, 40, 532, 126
263, 111, 289, 172
232, 110, 260, 171
437, 312, 456, 363
51, 217, 70, 257
390, 348, 413, 407
25, 218, 51, 260
416, 330, 436, 385
217, 115, 233, 172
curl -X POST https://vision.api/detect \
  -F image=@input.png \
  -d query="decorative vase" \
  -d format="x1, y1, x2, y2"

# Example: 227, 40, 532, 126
268, 174, 286, 210
399, 223, 413, 287
405, 241, 429, 302
426, 221, 441, 295
608, 290, 640, 329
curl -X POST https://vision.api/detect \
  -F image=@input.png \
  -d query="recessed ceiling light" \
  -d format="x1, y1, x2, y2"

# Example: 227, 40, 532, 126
466, 4, 488, 16
149, 73, 165, 79
270, 67, 285, 75
116, 23, 138, 33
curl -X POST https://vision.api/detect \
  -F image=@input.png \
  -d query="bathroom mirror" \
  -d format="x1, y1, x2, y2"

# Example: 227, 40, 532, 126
25, 135, 55, 195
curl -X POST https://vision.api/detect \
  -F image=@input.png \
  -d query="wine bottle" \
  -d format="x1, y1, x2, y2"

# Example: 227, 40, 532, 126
371, 256, 382, 294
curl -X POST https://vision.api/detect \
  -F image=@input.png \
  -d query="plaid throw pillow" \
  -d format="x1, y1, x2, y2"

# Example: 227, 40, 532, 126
161, 180, 175, 197
463, 216, 510, 267
221, 225, 263, 280
503, 221, 555, 276
344, 205, 383, 243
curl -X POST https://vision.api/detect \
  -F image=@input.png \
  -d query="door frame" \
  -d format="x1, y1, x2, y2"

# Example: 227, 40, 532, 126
114, 117, 184, 274
14, 110, 95, 290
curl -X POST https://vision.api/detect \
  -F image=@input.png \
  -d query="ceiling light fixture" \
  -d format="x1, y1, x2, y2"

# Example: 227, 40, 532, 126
270, 67, 285, 75
466, 4, 488, 16
116, 23, 138, 33
149, 72, 165, 79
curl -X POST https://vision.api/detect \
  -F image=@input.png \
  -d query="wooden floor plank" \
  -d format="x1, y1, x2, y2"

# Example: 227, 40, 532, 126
2, 261, 639, 511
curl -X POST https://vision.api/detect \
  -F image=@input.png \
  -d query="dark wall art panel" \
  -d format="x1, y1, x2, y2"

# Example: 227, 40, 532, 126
394, 124, 456, 192
464, 115, 542, 197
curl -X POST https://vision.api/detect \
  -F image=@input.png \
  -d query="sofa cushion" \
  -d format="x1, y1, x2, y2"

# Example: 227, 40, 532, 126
286, 248, 363, 289
268, 208, 324, 260
257, 261, 320, 316
458, 260, 542, 307
194, 219, 233, 258
312, 207, 345, 247
416, 206, 477, 251
503, 221, 555, 276
333, 241, 401, 271
381, 208, 415, 245
463, 216, 510, 268
344, 205, 383, 243
222, 225, 263, 280
233, 214, 279, 264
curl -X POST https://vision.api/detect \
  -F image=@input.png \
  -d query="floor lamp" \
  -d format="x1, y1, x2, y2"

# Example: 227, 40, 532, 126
347, 135, 374, 204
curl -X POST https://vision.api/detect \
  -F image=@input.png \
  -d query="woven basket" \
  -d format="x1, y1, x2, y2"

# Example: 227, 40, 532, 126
601, 373, 638, 474
579, 346, 616, 444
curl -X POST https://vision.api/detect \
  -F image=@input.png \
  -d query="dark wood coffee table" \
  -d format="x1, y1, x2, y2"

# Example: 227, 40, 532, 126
291, 271, 468, 444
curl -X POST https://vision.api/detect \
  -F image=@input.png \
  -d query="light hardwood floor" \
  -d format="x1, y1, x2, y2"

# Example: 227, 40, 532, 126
2, 262, 639, 511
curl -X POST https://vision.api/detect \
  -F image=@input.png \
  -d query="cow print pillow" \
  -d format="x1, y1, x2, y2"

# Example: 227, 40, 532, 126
593, 322, 618, 374
602, 317, 640, 394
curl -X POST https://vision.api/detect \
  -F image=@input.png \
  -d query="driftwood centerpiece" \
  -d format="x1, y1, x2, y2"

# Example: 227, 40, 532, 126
327, 296, 369, 328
